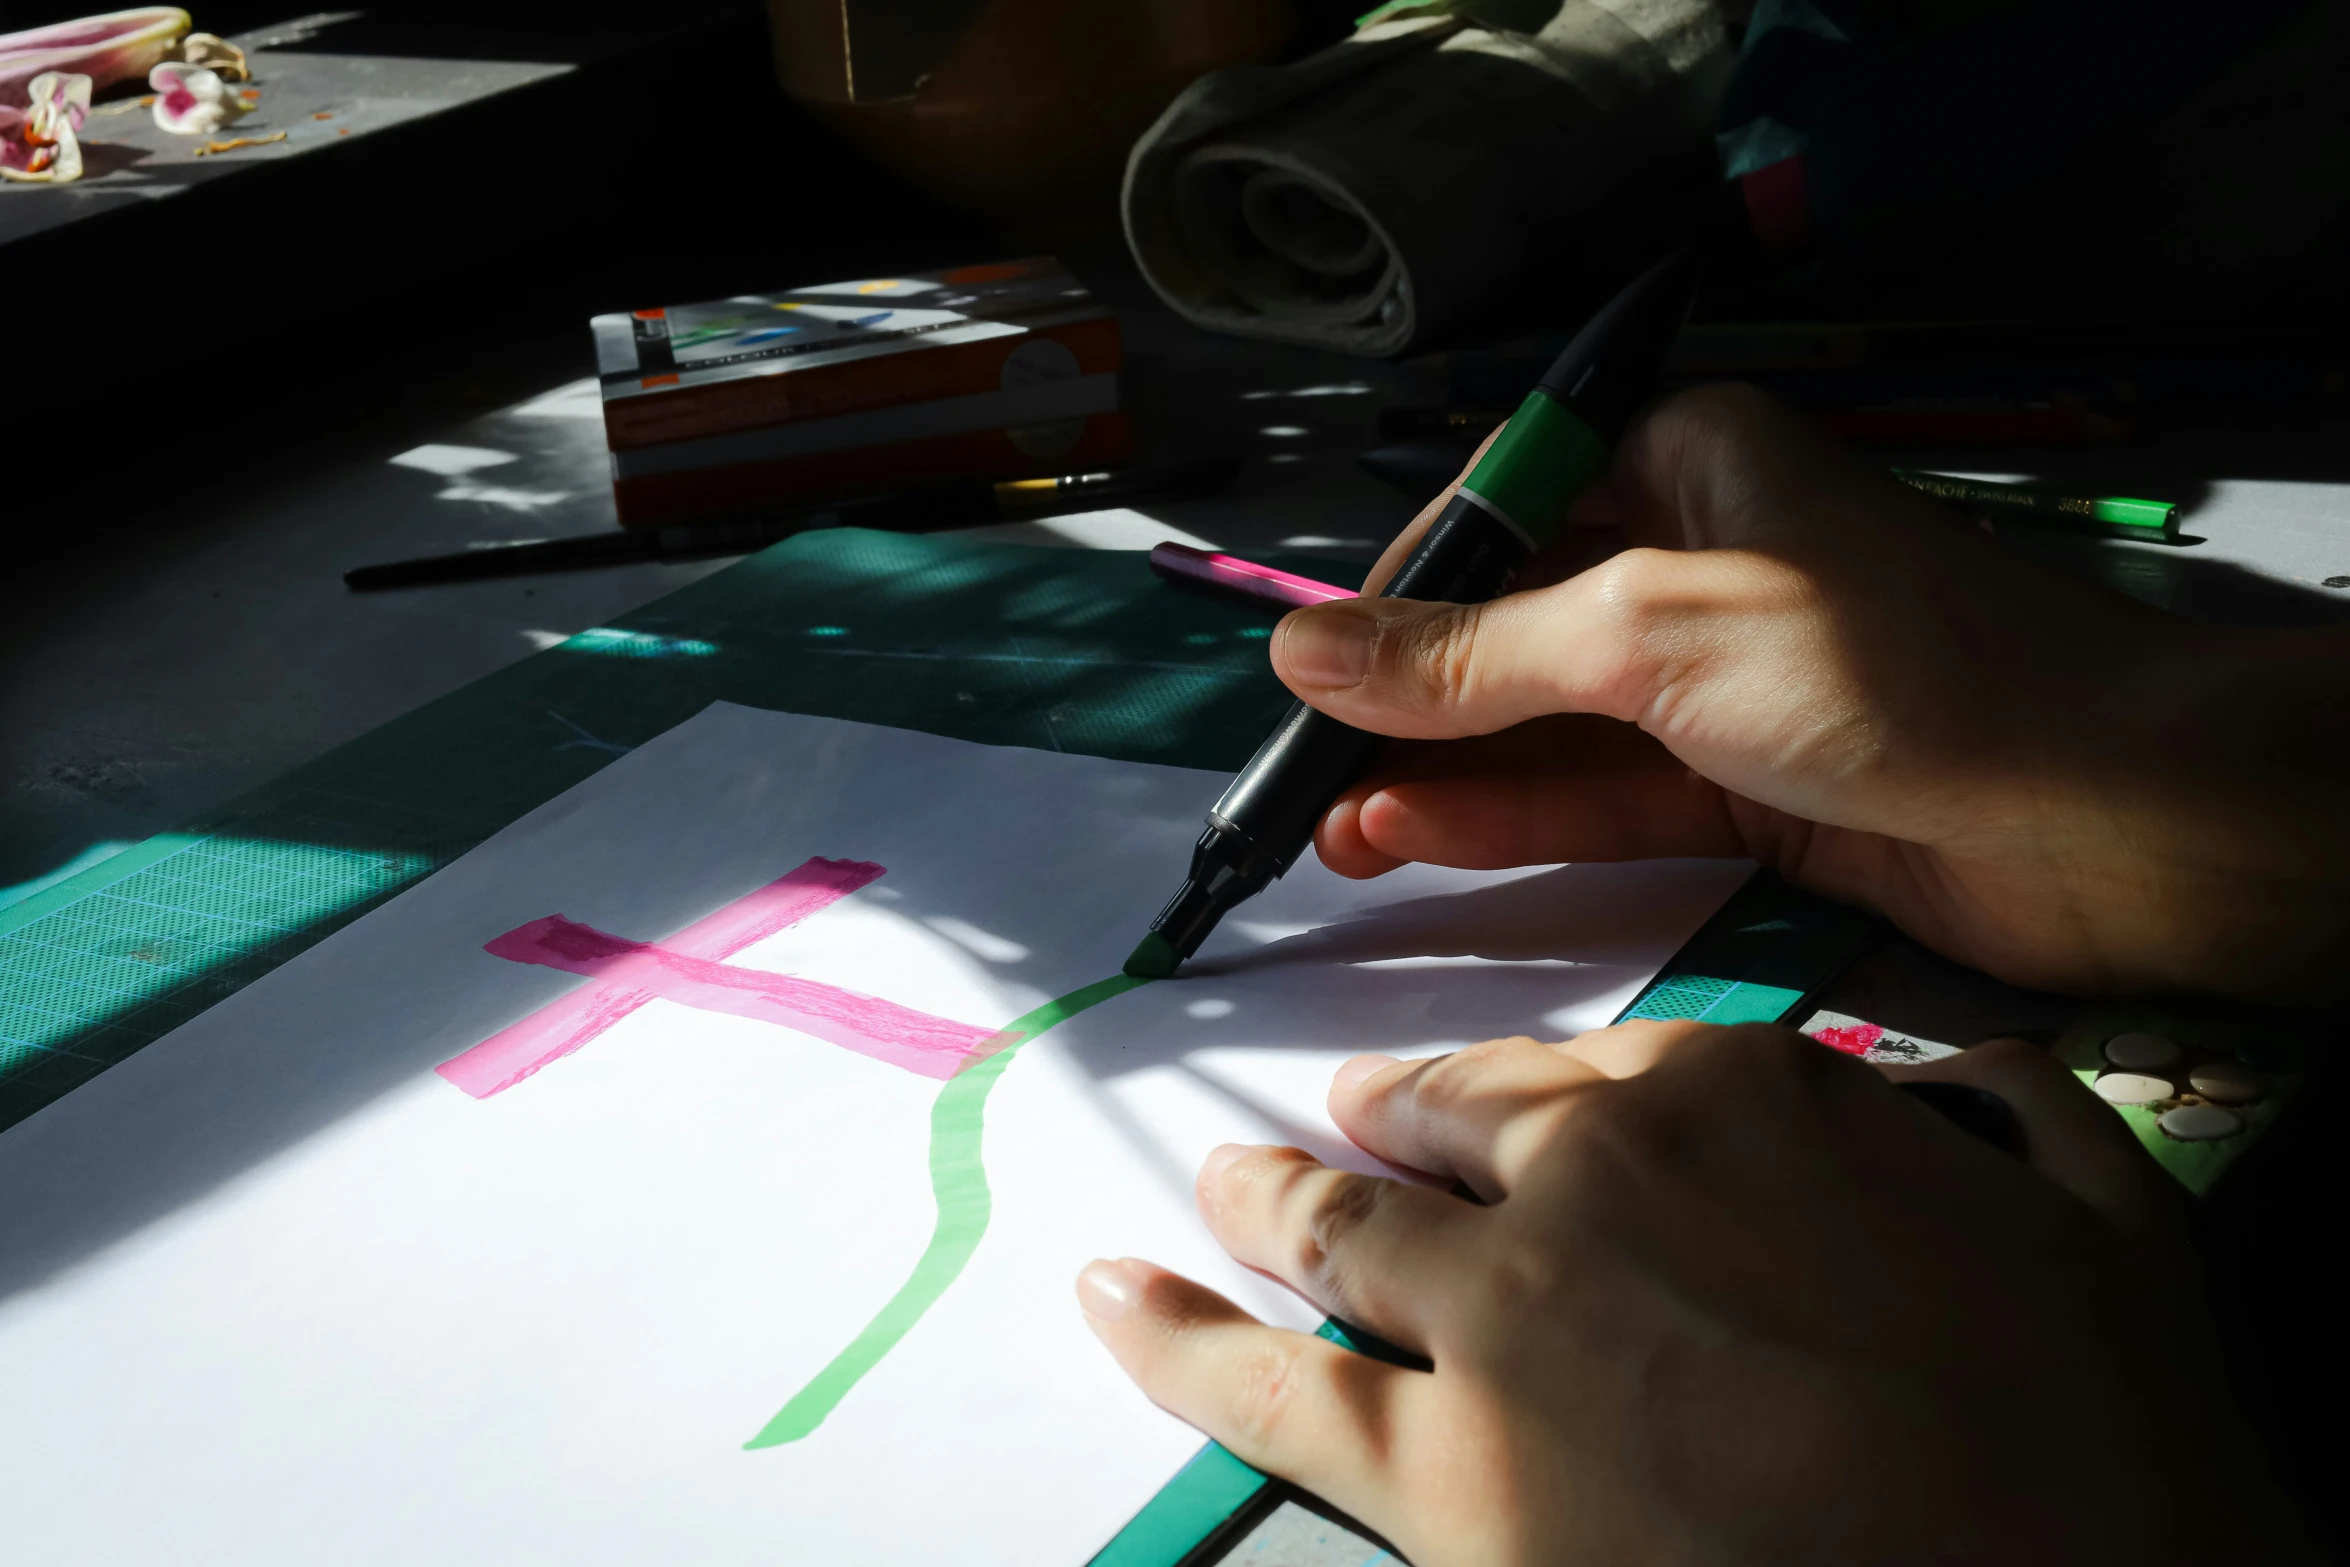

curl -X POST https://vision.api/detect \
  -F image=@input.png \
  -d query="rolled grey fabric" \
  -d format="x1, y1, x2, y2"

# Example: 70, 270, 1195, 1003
1123, 2, 1733, 356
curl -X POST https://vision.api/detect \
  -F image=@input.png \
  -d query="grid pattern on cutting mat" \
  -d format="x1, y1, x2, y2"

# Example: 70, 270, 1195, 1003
1, 838, 436, 1104
1624, 973, 1741, 1021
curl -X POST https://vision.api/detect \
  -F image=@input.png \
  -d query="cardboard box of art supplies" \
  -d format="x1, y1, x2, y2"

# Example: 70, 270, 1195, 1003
592, 256, 1130, 526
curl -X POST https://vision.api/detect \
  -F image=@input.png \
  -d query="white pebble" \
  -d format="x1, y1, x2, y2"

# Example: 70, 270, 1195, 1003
2188, 1063, 2264, 1105
2094, 1072, 2174, 1106
2159, 1105, 2242, 1141
2104, 1031, 2181, 1070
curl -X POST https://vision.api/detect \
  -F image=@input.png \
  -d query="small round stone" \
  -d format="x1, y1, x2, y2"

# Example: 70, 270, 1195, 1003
2159, 1104, 2242, 1141
2093, 1072, 2174, 1106
2188, 1062, 2265, 1105
2104, 1032, 2181, 1070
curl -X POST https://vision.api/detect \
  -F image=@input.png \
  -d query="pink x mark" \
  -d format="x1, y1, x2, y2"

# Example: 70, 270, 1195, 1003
436, 857, 1007, 1098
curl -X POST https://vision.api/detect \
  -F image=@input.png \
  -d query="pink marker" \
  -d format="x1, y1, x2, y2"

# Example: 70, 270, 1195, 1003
1148, 542, 1353, 612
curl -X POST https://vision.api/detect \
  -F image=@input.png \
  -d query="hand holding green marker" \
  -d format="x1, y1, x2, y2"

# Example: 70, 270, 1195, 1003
1124, 252, 1707, 977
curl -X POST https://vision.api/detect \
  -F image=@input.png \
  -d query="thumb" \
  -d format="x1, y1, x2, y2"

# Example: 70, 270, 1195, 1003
1269, 548, 1754, 741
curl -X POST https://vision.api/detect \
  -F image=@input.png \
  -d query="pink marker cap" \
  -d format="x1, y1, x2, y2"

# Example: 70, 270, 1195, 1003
1148, 543, 1353, 612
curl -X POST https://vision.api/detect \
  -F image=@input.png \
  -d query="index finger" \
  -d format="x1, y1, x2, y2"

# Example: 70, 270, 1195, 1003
1358, 427, 1502, 596
1362, 427, 1628, 599
1328, 1036, 1610, 1201
1597, 383, 1970, 557
1328, 1020, 1743, 1199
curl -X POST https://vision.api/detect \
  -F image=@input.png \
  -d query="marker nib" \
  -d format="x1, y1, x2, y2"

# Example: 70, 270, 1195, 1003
1122, 932, 1181, 979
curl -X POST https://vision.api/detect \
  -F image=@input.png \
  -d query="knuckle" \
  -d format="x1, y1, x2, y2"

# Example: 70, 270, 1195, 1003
1753, 1021, 1850, 1078
1587, 546, 1679, 631
1690, 1021, 1843, 1091
1225, 1339, 1308, 1449
1584, 1016, 1692, 1059
1556, 1079, 1671, 1168
1464, 1034, 1545, 1068
1642, 383, 1782, 470
1580, 549, 1692, 711
1202, 1145, 1300, 1225
1477, 1223, 1574, 1314
1530, 1061, 1712, 1191
1414, 1037, 1531, 1111
1291, 1174, 1385, 1292
1714, 1024, 1874, 1127
1926, 1035, 2064, 1101
1963, 1035, 2043, 1071
1385, 602, 1486, 711
1232, 1142, 1313, 1199
1671, 380, 1778, 432
1517, 1024, 1865, 1195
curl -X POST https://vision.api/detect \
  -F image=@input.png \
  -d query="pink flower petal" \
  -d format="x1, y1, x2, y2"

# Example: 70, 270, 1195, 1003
2, 7, 188, 110
0, 69, 89, 181
149, 58, 243, 135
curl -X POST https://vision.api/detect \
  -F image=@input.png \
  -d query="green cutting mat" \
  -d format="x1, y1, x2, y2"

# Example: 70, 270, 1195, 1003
0, 529, 1342, 1133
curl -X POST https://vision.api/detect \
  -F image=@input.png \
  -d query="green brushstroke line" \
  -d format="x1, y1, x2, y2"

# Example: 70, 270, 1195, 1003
744, 971, 1154, 1449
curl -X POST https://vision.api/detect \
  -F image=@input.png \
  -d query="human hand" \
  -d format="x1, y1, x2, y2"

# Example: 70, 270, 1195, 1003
1077, 1024, 2315, 1566
1270, 385, 2350, 1002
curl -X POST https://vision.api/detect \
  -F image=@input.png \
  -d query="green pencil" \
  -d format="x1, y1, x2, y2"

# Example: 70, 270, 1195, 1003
1893, 469, 2179, 543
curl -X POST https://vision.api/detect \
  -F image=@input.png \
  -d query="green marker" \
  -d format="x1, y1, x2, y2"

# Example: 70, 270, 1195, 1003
1892, 469, 2179, 542
1123, 252, 1706, 978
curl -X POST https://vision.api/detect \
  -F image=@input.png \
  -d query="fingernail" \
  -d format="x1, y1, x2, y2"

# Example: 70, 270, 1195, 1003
1333, 1053, 1400, 1092
1076, 1258, 1140, 1321
1197, 1142, 1252, 1187
1279, 608, 1374, 688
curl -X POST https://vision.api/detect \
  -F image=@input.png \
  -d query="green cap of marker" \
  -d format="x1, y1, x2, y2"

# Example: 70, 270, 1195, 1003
2090, 495, 2176, 533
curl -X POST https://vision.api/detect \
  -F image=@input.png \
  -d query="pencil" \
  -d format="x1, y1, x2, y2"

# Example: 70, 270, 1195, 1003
344, 459, 1245, 590
1892, 469, 2178, 543
1380, 401, 2133, 449
1364, 407, 2179, 546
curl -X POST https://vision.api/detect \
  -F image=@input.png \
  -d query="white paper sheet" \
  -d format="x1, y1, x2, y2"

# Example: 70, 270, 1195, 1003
0, 703, 1748, 1565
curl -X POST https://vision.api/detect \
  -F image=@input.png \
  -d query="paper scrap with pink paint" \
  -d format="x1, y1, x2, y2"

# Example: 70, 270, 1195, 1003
1798, 1008, 1961, 1064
